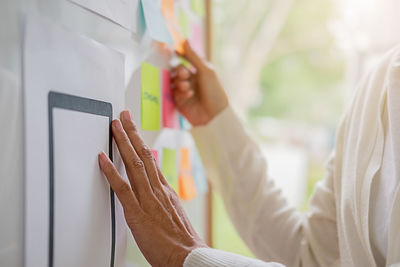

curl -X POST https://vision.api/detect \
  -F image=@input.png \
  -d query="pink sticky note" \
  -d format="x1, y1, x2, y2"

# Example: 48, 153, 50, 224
162, 70, 179, 128
190, 23, 205, 57
152, 149, 159, 164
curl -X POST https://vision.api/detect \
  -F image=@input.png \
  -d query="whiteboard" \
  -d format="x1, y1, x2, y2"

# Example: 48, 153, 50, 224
0, 0, 207, 266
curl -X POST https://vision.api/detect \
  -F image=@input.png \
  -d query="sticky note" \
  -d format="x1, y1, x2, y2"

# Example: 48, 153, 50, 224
179, 174, 197, 200
152, 149, 159, 164
141, 62, 160, 131
162, 70, 179, 128
190, 23, 205, 57
193, 148, 208, 194
178, 114, 191, 130
162, 0, 186, 53
180, 58, 191, 68
138, 0, 147, 36
161, 0, 175, 22
140, 0, 173, 44
178, 147, 197, 200
180, 147, 191, 171
162, 148, 178, 192
191, 0, 205, 17
179, 9, 190, 38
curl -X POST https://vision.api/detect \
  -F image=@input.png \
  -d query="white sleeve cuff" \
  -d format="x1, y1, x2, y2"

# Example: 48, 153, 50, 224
184, 247, 285, 267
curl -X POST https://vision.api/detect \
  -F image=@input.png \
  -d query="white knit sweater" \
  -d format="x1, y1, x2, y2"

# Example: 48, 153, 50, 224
184, 46, 400, 267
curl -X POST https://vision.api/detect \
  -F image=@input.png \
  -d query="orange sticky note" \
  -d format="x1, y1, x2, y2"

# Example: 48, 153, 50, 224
180, 147, 191, 171
179, 174, 197, 200
161, 0, 186, 53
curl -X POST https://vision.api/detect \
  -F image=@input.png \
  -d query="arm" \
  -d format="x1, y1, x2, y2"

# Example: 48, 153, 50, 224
191, 107, 339, 266
172, 42, 340, 266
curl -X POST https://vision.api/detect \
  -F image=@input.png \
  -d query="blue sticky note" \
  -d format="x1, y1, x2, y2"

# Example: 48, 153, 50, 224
140, 0, 173, 44
178, 114, 191, 130
192, 147, 208, 194
138, 0, 147, 36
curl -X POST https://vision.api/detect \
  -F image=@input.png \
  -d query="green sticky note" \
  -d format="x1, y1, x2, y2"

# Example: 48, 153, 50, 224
179, 9, 190, 38
180, 58, 190, 68
162, 148, 178, 192
191, 0, 205, 17
141, 62, 160, 131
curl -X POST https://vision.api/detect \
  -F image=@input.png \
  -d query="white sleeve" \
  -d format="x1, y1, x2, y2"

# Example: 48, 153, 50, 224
184, 248, 284, 267
190, 106, 339, 267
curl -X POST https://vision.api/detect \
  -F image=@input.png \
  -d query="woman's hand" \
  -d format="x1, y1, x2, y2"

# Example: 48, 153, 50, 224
172, 41, 229, 126
98, 110, 207, 266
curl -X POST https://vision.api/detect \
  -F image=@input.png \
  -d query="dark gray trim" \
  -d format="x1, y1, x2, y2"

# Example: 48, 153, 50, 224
48, 91, 115, 267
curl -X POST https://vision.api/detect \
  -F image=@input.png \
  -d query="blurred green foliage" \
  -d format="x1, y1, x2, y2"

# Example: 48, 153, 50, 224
249, 0, 345, 127
213, 193, 254, 258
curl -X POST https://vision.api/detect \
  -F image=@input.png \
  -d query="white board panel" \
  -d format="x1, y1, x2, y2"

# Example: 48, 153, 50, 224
23, 14, 127, 267
69, 0, 139, 33
53, 108, 111, 267
0, 1, 207, 266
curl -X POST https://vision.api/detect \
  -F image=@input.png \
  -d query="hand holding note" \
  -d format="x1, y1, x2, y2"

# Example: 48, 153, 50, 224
98, 110, 207, 267
172, 41, 229, 126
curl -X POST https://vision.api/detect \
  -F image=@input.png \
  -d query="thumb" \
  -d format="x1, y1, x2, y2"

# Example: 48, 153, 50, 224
176, 41, 207, 71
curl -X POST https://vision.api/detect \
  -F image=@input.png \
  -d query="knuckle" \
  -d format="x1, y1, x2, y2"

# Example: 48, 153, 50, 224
116, 182, 131, 195
124, 120, 137, 132
125, 209, 146, 226
170, 190, 179, 202
140, 146, 153, 160
124, 200, 140, 214
163, 185, 179, 202
153, 188, 164, 198
130, 157, 145, 169
103, 160, 114, 174
181, 81, 190, 89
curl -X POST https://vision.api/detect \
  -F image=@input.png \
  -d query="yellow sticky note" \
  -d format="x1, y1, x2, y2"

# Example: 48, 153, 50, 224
162, 148, 178, 192
180, 58, 190, 68
179, 174, 197, 201
191, 0, 205, 17
141, 62, 160, 130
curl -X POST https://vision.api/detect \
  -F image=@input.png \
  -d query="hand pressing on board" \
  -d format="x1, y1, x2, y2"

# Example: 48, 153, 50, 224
171, 41, 229, 126
98, 111, 207, 266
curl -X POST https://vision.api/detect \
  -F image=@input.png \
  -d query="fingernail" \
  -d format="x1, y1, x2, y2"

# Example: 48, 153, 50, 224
113, 119, 123, 131
122, 110, 131, 121
99, 151, 108, 166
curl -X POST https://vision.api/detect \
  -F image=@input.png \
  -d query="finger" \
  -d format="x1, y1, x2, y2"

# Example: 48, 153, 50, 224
171, 65, 191, 80
156, 168, 197, 235
98, 152, 140, 213
174, 88, 194, 99
111, 119, 153, 199
119, 112, 188, 228
175, 80, 191, 92
176, 41, 207, 72
120, 111, 163, 192
173, 89, 194, 105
